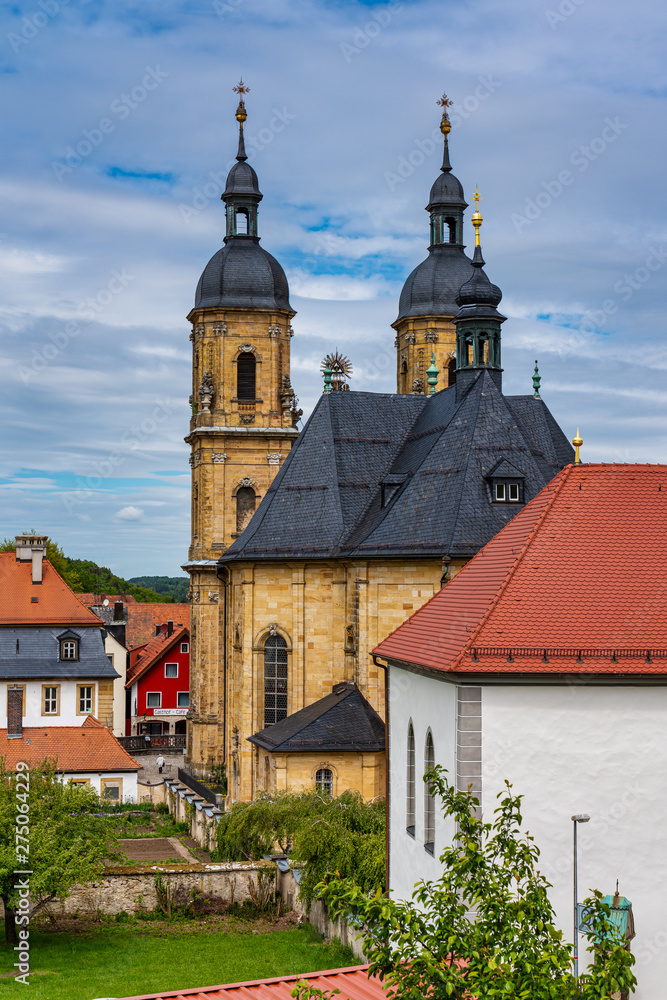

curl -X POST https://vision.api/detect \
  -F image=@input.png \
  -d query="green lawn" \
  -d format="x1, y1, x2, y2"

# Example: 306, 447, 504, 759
0, 921, 356, 1000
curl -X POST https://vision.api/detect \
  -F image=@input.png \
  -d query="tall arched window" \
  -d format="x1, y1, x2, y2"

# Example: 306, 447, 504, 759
445, 217, 457, 243
236, 486, 256, 533
237, 352, 256, 400
315, 768, 333, 795
406, 722, 415, 837
424, 729, 435, 855
264, 634, 288, 727
235, 208, 249, 234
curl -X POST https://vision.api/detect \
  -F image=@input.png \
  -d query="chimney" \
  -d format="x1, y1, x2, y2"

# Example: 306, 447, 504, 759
113, 601, 124, 622
7, 687, 23, 739
167, 620, 174, 637
15, 534, 48, 584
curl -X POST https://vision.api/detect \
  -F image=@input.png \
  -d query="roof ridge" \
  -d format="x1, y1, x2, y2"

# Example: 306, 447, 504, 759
126, 625, 188, 688
449, 463, 573, 670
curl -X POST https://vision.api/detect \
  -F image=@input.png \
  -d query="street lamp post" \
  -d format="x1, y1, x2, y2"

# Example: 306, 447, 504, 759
572, 813, 590, 977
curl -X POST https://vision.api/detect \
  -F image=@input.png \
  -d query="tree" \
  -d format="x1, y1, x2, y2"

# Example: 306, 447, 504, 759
214, 789, 385, 907
313, 767, 636, 1000
0, 759, 120, 944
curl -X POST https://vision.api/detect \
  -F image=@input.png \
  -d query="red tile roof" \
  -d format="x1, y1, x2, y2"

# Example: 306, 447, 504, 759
0, 555, 106, 627
0, 718, 141, 772
374, 464, 667, 676
77, 593, 137, 605
126, 625, 190, 687
119, 965, 385, 1000
124, 604, 191, 649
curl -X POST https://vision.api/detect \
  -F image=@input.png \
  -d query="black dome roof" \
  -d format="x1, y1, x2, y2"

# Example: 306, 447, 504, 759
456, 265, 502, 309
396, 246, 475, 321
427, 170, 467, 211
223, 159, 262, 199
195, 239, 292, 311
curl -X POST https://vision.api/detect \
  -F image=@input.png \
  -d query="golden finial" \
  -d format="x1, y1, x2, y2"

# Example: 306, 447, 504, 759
437, 92, 452, 135
471, 186, 483, 246
572, 428, 583, 465
233, 79, 249, 123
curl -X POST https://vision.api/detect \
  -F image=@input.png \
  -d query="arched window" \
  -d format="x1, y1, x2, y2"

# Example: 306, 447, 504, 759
264, 634, 288, 727
406, 722, 415, 837
237, 352, 256, 400
235, 208, 249, 234
445, 217, 457, 243
424, 729, 435, 855
236, 486, 256, 533
315, 768, 333, 795
447, 358, 456, 387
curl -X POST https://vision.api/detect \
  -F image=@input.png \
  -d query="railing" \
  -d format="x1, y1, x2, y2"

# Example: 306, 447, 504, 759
177, 767, 223, 807
118, 735, 186, 753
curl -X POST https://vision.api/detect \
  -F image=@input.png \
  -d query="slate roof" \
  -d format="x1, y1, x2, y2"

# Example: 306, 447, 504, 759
0, 555, 107, 626
248, 682, 385, 752
374, 464, 667, 677
119, 965, 385, 1000
126, 625, 189, 687
195, 239, 292, 312
397, 243, 476, 320
0, 626, 119, 679
0, 716, 141, 772
221, 371, 574, 565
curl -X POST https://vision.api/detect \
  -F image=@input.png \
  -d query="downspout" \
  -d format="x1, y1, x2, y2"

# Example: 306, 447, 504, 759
373, 654, 390, 895
216, 564, 229, 773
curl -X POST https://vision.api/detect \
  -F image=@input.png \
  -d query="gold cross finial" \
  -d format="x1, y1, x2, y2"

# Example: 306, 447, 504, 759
233, 79, 250, 97
437, 92, 453, 109
472, 186, 483, 246
437, 92, 452, 135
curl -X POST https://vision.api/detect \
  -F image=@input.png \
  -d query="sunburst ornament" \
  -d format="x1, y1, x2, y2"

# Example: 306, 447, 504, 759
321, 351, 353, 391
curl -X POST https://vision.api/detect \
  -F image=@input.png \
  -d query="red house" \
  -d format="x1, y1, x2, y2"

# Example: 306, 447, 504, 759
125, 623, 190, 737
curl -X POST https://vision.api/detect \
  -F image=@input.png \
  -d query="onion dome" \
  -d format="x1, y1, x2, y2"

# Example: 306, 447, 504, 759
396, 101, 474, 322
194, 81, 292, 313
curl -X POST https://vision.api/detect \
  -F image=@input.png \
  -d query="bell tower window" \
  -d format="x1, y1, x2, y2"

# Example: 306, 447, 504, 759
445, 217, 456, 243
235, 208, 249, 234
237, 351, 256, 400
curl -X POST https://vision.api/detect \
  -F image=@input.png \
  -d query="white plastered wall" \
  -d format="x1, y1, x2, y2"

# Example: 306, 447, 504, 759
61, 770, 138, 802
1, 680, 99, 727
104, 631, 127, 735
482, 683, 667, 1000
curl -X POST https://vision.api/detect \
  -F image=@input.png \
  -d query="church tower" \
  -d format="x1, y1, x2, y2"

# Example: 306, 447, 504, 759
393, 95, 476, 394
184, 83, 299, 775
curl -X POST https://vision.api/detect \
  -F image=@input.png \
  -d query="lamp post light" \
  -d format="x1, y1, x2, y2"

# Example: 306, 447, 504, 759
572, 813, 590, 977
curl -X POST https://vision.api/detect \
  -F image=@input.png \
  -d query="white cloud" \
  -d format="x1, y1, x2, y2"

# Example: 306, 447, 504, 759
114, 506, 144, 521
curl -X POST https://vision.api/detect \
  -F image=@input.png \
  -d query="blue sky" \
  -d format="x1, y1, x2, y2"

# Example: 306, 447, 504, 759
1, 0, 666, 575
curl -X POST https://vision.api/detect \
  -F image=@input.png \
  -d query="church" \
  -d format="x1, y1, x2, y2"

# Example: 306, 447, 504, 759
183, 87, 574, 803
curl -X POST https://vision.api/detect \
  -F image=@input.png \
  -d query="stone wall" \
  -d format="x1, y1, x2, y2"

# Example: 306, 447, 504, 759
32, 861, 273, 919
276, 868, 367, 962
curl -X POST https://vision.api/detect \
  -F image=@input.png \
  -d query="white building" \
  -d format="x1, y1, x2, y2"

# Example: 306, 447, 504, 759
373, 463, 666, 999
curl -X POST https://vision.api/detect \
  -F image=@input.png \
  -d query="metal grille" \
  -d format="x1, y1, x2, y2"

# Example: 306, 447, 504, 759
264, 634, 288, 726
424, 729, 435, 854
315, 768, 333, 795
406, 722, 415, 836
237, 352, 256, 400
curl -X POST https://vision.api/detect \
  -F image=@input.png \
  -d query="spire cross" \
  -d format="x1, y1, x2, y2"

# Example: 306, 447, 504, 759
471, 186, 483, 246
437, 92, 453, 110
233, 79, 250, 98
473, 187, 482, 213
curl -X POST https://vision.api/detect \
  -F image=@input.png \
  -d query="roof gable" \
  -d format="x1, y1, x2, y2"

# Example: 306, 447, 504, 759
126, 626, 189, 687
0, 556, 108, 627
0, 719, 141, 772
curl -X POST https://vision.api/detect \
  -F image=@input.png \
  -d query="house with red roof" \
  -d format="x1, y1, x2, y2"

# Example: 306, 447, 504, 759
0, 536, 125, 735
0, 714, 141, 802
126, 622, 190, 737
373, 463, 666, 992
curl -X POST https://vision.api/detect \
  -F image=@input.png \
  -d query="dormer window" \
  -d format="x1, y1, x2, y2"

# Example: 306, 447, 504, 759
486, 460, 525, 506
58, 630, 80, 661
494, 481, 522, 503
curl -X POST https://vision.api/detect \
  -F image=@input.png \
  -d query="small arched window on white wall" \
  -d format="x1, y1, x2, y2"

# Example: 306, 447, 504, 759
424, 729, 435, 855
315, 767, 333, 795
406, 721, 415, 837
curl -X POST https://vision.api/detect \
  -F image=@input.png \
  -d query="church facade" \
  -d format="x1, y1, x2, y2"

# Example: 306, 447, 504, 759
183, 92, 574, 803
